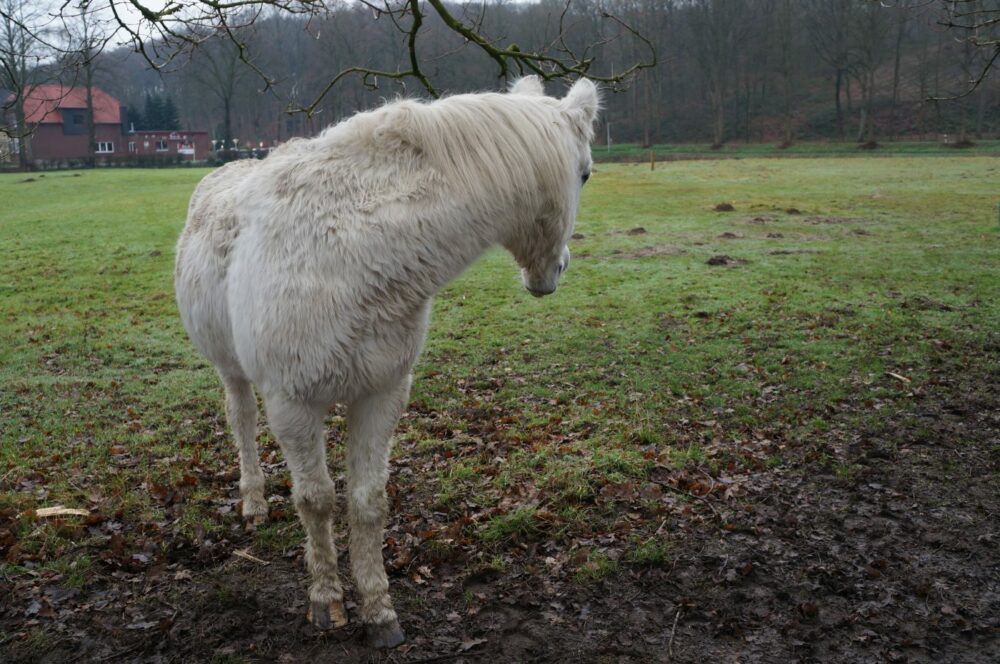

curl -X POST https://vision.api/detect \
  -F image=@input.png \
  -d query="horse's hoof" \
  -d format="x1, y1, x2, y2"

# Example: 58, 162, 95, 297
307, 600, 349, 630
364, 619, 406, 649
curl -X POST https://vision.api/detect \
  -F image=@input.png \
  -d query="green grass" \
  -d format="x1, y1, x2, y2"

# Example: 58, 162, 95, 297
596, 140, 1000, 162
1, 157, 998, 581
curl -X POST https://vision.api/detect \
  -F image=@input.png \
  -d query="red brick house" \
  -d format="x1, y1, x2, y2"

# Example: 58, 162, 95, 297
11, 84, 125, 162
7, 85, 209, 165
126, 130, 211, 161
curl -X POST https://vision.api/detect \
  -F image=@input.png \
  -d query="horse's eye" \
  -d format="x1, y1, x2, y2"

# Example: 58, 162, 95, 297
582, 171, 591, 184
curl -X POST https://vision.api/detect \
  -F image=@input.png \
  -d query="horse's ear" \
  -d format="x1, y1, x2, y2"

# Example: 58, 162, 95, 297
510, 76, 544, 96
560, 78, 600, 136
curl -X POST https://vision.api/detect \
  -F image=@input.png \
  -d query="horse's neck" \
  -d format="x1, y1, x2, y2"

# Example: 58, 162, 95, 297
388, 205, 499, 299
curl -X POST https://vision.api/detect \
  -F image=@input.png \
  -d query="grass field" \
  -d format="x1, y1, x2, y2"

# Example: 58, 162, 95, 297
595, 139, 1000, 162
1, 159, 998, 661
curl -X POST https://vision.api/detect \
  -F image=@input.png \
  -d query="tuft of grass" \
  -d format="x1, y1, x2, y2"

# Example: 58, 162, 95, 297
481, 507, 541, 543
626, 537, 673, 568
574, 551, 618, 583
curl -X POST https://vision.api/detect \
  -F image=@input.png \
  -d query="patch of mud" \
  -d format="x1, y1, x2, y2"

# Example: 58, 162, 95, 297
714, 203, 735, 212
614, 245, 686, 259
609, 227, 648, 236
747, 215, 777, 225
768, 249, 821, 256
707, 254, 747, 266
718, 232, 742, 239
804, 216, 865, 225
3, 354, 998, 664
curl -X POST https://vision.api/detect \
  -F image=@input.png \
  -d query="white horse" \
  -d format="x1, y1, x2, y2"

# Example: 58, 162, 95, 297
174, 76, 598, 648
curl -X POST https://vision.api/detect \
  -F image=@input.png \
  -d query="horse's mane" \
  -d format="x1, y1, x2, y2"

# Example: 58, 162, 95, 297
267, 90, 578, 216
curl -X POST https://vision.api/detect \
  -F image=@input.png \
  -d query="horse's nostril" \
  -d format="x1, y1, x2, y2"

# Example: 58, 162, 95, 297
557, 261, 566, 274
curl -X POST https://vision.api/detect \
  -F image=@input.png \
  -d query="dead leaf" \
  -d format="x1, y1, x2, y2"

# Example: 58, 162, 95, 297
461, 637, 488, 651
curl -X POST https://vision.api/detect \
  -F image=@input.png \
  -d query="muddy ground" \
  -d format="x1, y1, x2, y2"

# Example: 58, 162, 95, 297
3, 369, 998, 664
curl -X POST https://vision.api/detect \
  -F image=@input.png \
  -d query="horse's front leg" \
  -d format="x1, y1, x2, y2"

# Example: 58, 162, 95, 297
265, 395, 348, 630
346, 375, 411, 648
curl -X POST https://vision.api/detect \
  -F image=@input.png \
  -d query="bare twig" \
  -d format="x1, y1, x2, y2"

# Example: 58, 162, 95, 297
667, 608, 682, 659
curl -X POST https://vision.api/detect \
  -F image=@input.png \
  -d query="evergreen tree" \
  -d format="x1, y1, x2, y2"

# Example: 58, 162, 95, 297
144, 93, 165, 129
162, 95, 180, 130
123, 105, 143, 131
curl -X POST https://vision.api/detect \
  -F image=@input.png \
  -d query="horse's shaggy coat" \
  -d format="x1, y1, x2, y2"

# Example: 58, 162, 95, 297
175, 76, 598, 647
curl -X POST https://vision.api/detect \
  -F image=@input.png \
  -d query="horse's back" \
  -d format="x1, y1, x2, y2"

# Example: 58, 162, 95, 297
175, 160, 259, 378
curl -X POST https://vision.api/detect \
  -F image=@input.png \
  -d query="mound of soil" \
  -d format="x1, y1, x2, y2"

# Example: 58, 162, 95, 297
715, 203, 735, 212
707, 254, 747, 266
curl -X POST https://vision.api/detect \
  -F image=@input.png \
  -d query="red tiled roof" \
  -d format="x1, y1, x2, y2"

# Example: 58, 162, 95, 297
11, 84, 122, 125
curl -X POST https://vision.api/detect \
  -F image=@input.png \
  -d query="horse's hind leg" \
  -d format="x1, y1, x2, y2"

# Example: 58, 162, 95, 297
220, 373, 268, 526
346, 376, 411, 648
265, 395, 347, 630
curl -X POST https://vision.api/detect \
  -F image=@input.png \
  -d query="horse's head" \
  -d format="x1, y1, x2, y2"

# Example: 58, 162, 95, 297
507, 77, 599, 298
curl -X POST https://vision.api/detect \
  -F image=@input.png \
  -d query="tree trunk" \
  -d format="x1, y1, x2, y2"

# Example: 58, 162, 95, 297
223, 97, 233, 148
835, 69, 844, 139
974, 86, 987, 139
14, 99, 29, 170
85, 63, 96, 167
712, 89, 725, 145
889, 11, 905, 140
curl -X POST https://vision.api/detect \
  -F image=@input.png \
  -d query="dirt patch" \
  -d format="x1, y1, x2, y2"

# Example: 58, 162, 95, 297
609, 227, 648, 236
768, 249, 821, 256
767, 233, 785, 238
616, 245, 686, 259
747, 216, 777, 225
3, 368, 997, 663
804, 216, 865, 225
718, 232, 742, 239
785, 208, 802, 215
707, 255, 747, 266
714, 203, 735, 212
571, 233, 585, 240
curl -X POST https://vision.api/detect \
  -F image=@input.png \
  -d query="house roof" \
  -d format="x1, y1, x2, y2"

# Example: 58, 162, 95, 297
12, 84, 122, 125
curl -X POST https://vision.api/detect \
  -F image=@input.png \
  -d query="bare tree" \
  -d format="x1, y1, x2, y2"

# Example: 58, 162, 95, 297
805, 0, 857, 140
0, 0, 53, 168
62, 2, 114, 165
189, 31, 253, 148
0, 1, 655, 117
688, 0, 745, 146
932, 0, 1000, 95
851, 1, 890, 142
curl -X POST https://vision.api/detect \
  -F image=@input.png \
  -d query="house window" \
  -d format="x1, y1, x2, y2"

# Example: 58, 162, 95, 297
128, 141, 136, 153
62, 110, 88, 135
96, 141, 114, 153
155, 139, 169, 152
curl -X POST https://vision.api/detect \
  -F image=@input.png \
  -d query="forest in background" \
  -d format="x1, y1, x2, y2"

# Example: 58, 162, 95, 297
5, 0, 1000, 149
